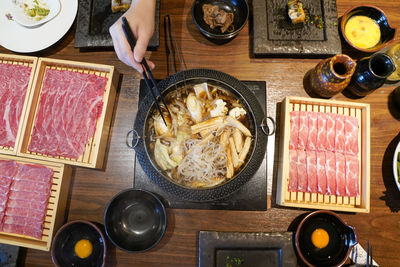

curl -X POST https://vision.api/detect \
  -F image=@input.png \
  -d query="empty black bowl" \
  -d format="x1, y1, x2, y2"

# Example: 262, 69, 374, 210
192, 0, 249, 40
104, 189, 167, 252
51, 220, 106, 267
295, 210, 357, 267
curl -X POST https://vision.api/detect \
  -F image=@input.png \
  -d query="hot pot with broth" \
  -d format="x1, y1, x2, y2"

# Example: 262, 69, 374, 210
129, 69, 271, 201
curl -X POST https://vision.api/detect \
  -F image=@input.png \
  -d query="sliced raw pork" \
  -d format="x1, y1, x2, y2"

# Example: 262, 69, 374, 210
335, 152, 346, 196
316, 151, 327, 194
288, 149, 298, 192
326, 113, 336, 152
335, 115, 345, 153
297, 111, 308, 150
297, 150, 308, 192
28, 69, 107, 159
289, 111, 300, 149
316, 112, 327, 151
0, 63, 31, 148
344, 116, 359, 155
306, 150, 317, 193
325, 151, 336, 195
307, 112, 318, 151
345, 154, 359, 197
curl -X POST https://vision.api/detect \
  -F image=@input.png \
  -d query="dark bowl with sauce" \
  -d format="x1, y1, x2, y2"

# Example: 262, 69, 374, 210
340, 5, 397, 53
295, 210, 357, 267
51, 220, 106, 267
191, 0, 249, 41
104, 189, 167, 252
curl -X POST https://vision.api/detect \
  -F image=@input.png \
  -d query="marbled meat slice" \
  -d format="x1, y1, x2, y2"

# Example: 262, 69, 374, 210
344, 116, 359, 156
316, 151, 327, 194
0, 160, 18, 178
288, 149, 298, 192
297, 150, 308, 192
325, 151, 336, 195
306, 150, 318, 193
289, 111, 300, 150
28, 69, 107, 159
316, 112, 327, 151
345, 154, 359, 197
2, 216, 44, 239
298, 111, 308, 150
326, 113, 336, 152
335, 152, 346, 196
307, 112, 318, 151
0, 63, 31, 148
335, 115, 345, 154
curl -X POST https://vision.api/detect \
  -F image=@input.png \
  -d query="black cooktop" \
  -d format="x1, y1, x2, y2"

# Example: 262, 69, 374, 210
133, 80, 267, 211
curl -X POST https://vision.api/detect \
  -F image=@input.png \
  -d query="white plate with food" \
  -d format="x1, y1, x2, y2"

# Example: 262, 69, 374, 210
0, 0, 77, 53
11, 0, 61, 27
392, 139, 400, 192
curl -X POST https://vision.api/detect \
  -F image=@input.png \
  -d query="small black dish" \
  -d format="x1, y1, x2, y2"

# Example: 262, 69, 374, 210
295, 210, 357, 267
192, 0, 249, 41
51, 220, 106, 267
340, 5, 397, 53
104, 189, 167, 252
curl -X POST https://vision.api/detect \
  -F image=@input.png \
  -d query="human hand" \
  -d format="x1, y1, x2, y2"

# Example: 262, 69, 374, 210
109, 0, 156, 73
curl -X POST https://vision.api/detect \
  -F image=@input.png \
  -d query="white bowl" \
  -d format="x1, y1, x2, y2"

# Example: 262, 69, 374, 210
10, 0, 61, 28
392, 140, 400, 192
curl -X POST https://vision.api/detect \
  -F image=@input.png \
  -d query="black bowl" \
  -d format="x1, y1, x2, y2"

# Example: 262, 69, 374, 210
340, 5, 397, 53
192, 0, 249, 41
104, 189, 167, 252
51, 220, 106, 267
295, 210, 357, 267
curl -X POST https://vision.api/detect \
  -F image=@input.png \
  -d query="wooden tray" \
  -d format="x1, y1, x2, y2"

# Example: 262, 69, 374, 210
0, 53, 37, 156
276, 96, 370, 213
0, 154, 71, 251
18, 57, 118, 168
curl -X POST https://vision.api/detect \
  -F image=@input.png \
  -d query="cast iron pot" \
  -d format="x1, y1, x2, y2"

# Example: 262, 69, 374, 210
129, 69, 271, 202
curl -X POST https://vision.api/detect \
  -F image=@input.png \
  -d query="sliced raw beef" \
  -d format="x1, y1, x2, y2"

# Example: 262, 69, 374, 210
306, 150, 318, 193
14, 163, 53, 184
28, 69, 107, 159
5, 207, 46, 221
298, 111, 308, 150
345, 155, 359, 197
0, 63, 32, 148
297, 150, 308, 192
288, 149, 298, 192
326, 113, 336, 152
0, 160, 18, 178
316, 151, 327, 194
289, 111, 300, 149
335, 152, 346, 196
344, 116, 359, 155
316, 112, 327, 151
325, 151, 336, 195
307, 112, 318, 151
335, 115, 345, 153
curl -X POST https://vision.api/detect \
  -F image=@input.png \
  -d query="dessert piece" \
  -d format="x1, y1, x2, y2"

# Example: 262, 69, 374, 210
288, 0, 305, 24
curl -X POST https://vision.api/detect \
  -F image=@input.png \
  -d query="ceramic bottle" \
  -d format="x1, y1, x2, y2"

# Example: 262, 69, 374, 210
346, 53, 396, 97
309, 54, 357, 98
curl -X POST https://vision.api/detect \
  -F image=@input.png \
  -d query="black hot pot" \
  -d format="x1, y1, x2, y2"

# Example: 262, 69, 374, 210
128, 68, 272, 202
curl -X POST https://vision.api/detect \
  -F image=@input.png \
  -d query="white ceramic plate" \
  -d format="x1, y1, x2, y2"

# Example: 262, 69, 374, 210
392, 140, 400, 192
0, 0, 77, 53
11, 0, 61, 28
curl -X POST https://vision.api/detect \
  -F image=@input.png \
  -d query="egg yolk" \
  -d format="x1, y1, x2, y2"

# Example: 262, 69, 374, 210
311, 228, 329, 249
74, 239, 93, 259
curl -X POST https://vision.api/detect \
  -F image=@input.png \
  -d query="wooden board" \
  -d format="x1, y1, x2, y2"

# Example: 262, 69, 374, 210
276, 96, 370, 213
0, 154, 71, 251
17, 57, 118, 168
0, 53, 37, 156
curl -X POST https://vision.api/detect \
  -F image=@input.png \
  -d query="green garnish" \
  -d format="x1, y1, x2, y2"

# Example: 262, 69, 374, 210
225, 255, 244, 266
23, 1, 50, 20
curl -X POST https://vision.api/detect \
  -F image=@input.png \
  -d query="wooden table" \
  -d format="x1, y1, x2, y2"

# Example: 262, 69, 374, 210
1, 0, 400, 266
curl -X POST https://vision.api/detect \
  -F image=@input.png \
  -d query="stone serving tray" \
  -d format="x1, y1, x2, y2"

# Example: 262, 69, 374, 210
253, 0, 342, 57
74, 0, 160, 49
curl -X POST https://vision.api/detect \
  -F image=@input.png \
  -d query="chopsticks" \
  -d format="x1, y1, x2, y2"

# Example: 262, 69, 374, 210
366, 240, 373, 267
121, 17, 171, 126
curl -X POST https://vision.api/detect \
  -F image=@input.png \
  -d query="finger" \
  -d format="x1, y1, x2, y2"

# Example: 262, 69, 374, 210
145, 59, 155, 70
133, 35, 149, 63
114, 33, 144, 73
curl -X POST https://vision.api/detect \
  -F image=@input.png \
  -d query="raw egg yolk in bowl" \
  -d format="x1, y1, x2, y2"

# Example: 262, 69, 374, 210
344, 15, 381, 49
311, 228, 329, 249
74, 239, 93, 259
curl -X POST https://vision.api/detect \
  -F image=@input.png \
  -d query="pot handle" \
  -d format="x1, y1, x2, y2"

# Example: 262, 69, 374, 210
260, 117, 276, 136
126, 129, 140, 149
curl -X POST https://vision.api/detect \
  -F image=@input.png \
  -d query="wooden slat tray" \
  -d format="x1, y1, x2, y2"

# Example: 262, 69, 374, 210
0, 53, 38, 156
276, 96, 370, 213
17, 57, 118, 168
0, 154, 71, 251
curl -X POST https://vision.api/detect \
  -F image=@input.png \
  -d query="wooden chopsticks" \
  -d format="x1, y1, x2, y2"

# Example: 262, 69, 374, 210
121, 16, 171, 126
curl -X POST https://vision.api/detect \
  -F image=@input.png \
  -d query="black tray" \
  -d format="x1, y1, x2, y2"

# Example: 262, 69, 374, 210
133, 80, 267, 211
74, 0, 160, 49
198, 231, 297, 267
253, 0, 342, 57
